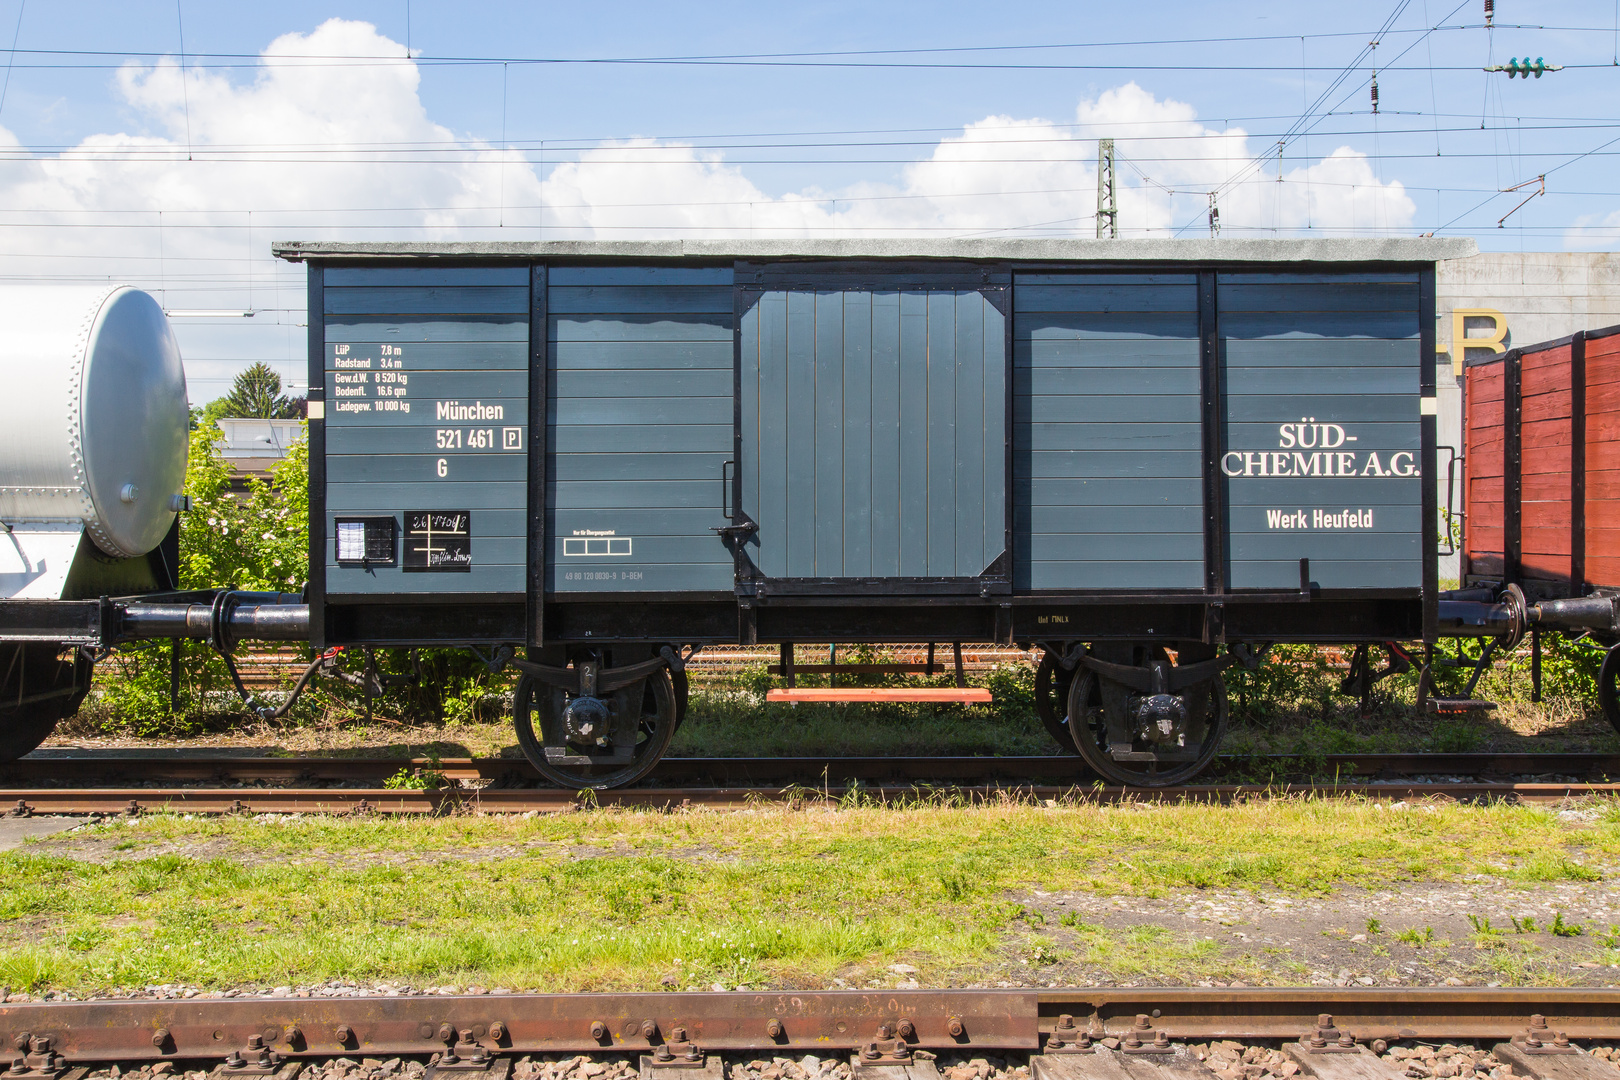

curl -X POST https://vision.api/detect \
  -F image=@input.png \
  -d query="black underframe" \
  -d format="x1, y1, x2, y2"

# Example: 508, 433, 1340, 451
301, 256, 1439, 650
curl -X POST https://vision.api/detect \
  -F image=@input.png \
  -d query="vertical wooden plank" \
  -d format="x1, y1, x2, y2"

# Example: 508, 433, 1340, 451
814, 290, 845, 576
1419, 264, 1438, 642
739, 296, 761, 575
843, 291, 874, 578
1200, 270, 1223, 594
1572, 332, 1587, 593
927, 290, 958, 574
527, 261, 547, 647
954, 290, 985, 576
983, 291, 1008, 569
898, 291, 929, 576
1506, 349, 1523, 585
785, 290, 818, 577
871, 291, 903, 576
305, 263, 326, 650
758, 292, 790, 579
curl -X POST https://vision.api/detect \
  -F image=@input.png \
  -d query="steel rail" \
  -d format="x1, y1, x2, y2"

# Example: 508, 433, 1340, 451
8, 752, 1618, 787
5, 989, 1620, 1064
7, 780, 1620, 816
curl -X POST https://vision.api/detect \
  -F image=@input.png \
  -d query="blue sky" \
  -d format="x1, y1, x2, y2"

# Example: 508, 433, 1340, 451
0, 1, 1614, 399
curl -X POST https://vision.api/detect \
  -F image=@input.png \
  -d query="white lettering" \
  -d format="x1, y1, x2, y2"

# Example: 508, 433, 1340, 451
1290, 452, 1324, 476
436, 400, 506, 421
1390, 451, 1415, 477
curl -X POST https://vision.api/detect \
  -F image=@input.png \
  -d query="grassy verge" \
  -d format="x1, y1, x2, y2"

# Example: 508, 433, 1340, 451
4, 797, 1618, 994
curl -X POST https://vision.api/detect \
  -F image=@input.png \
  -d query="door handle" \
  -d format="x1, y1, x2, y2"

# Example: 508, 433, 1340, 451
713, 460, 757, 540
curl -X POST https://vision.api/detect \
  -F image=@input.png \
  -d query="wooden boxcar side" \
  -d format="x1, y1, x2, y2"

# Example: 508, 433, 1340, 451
1463, 323, 1620, 594
278, 240, 1454, 652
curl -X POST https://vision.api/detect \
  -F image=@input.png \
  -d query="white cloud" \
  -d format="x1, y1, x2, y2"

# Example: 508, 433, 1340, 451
0, 20, 1421, 392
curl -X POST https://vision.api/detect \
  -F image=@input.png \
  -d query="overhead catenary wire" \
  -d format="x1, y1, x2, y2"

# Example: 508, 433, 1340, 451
0, 0, 23, 121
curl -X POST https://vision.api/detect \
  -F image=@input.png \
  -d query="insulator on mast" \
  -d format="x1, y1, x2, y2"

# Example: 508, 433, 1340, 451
1370, 76, 1380, 113
1484, 0, 1494, 27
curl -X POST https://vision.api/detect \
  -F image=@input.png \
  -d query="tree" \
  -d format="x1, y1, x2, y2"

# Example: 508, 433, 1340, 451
217, 362, 302, 419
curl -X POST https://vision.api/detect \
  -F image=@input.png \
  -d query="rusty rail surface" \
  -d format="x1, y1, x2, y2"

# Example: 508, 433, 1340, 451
4, 989, 1620, 1064
6, 779, 1620, 816
9, 751, 1618, 788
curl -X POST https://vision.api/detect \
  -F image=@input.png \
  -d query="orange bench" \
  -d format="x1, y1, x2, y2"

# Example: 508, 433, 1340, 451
766, 687, 991, 704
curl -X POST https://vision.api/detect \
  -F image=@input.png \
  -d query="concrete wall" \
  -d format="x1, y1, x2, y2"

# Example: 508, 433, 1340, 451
1434, 252, 1620, 579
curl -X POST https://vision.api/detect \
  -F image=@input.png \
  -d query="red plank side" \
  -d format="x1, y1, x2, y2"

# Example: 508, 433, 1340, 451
1521, 524, 1572, 555
1468, 442, 1504, 467
1521, 500, 1572, 529
1585, 555, 1620, 589
1584, 526, 1620, 553
1587, 470, 1620, 500
1470, 401, 1505, 429
1468, 477, 1504, 506
1469, 366, 1506, 396
1469, 552, 1507, 577
1522, 555, 1574, 581
1586, 334, 1620, 365
1590, 381, 1620, 413
1524, 393, 1573, 424
1585, 501, 1620, 529
1520, 351, 1572, 397
1521, 444, 1573, 477
1520, 427, 1570, 453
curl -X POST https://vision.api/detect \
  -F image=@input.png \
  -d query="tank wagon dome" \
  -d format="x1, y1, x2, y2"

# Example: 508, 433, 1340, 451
0, 285, 188, 558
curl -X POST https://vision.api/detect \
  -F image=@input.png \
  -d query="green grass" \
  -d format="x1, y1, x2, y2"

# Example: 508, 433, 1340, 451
670, 680, 1052, 758
2, 796, 1617, 994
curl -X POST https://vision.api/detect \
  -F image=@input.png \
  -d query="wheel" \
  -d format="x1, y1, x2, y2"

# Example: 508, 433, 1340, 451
513, 666, 678, 790
1033, 650, 1079, 754
0, 643, 91, 762
1601, 644, 1620, 736
1067, 660, 1228, 787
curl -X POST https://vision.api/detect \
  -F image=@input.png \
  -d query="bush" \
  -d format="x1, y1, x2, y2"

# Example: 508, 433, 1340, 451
85, 424, 315, 734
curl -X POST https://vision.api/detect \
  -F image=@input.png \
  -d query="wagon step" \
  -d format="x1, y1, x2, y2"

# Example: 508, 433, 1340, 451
766, 687, 992, 704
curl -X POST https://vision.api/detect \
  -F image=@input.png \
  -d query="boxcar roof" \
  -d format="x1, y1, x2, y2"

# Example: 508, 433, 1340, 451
273, 237, 1476, 264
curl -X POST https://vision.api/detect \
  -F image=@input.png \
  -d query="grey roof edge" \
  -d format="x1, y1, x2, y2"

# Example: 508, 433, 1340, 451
271, 236, 1478, 264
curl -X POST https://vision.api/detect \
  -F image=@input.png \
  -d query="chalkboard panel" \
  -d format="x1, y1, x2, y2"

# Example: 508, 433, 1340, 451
1218, 272, 1422, 590
321, 268, 529, 598
1014, 275, 1204, 591
545, 268, 736, 594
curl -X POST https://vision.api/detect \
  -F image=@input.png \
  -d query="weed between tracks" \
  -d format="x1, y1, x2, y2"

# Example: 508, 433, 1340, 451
3, 796, 1620, 995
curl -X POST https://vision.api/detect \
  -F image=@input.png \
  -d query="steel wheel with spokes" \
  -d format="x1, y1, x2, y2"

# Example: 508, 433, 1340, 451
1067, 666, 1228, 787
0, 643, 90, 762
1601, 643, 1620, 736
1033, 650, 1079, 753
513, 667, 677, 790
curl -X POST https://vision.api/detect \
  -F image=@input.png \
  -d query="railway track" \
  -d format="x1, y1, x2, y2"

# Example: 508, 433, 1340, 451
7, 779, 1619, 815
2, 751, 1617, 814
4, 988, 1620, 1070
10, 751, 1618, 785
